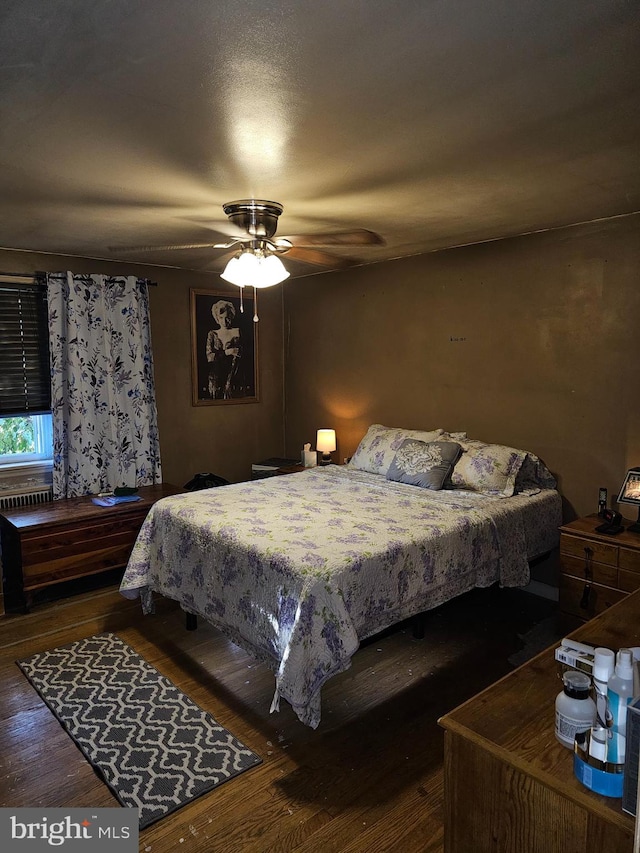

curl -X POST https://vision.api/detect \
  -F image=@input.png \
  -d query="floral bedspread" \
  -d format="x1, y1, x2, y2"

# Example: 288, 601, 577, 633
120, 465, 561, 727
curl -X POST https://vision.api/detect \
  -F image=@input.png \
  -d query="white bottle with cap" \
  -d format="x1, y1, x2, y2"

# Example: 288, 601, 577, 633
593, 647, 615, 728
607, 648, 634, 736
555, 670, 596, 749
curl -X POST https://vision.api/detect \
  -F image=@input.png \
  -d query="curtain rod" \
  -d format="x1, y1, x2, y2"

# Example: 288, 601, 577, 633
0, 271, 157, 286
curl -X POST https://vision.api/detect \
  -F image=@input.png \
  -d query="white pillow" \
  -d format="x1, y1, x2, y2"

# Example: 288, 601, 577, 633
349, 424, 444, 476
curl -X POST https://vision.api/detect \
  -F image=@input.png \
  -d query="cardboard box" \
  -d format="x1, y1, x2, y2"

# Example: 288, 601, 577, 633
554, 642, 595, 676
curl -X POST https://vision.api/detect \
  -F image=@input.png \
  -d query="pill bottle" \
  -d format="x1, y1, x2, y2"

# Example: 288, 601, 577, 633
555, 670, 596, 749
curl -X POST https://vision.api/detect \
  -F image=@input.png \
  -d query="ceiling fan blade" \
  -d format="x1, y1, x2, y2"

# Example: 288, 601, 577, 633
213, 237, 247, 249
181, 217, 249, 239
278, 229, 384, 248
283, 246, 360, 269
108, 242, 229, 253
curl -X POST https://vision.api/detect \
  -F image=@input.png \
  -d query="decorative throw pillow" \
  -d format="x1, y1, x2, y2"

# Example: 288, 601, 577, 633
386, 439, 462, 489
450, 440, 527, 497
349, 424, 444, 477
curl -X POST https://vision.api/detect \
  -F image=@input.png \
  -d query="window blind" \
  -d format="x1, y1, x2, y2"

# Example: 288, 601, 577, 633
0, 282, 51, 417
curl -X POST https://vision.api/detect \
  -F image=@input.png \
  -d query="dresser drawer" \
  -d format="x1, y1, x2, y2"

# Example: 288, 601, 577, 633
559, 533, 618, 566
618, 569, 640, 593
22, 542, 136, 590
619, 546, 640, 574
559, 575, 626, 620
20, 514, 147, 563
20, 514, 147, 588
559, 553, 618, 587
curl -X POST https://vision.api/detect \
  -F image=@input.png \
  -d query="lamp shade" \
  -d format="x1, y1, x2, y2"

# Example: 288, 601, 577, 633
219, 255, 243, 285
220, 250, 290, 288
316, 429, 336, 453
256, 254, 290, 288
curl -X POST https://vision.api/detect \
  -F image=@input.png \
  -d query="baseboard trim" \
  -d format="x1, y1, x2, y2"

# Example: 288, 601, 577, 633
522, 580, 559, 602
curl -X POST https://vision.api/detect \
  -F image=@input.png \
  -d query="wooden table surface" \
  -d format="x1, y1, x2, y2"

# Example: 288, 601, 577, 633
439, 587, 640, 851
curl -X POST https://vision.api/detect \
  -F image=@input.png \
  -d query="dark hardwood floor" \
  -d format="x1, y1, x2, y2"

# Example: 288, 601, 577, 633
0, 582, 559, 852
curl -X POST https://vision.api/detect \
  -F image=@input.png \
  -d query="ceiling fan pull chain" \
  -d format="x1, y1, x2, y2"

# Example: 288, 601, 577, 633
239, 286, 244, 314
253, 287, 259, 323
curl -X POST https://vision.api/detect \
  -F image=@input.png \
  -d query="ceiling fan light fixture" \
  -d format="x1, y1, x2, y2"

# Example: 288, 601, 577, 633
219, 255, 242, 285
220, 249, 290, 289
257, 254, 290, 288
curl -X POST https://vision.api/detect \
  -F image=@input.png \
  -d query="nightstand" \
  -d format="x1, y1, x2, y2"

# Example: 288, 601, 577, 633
251, 457, 302, 480
559, 514, 640, 621
272, 464, 306, 475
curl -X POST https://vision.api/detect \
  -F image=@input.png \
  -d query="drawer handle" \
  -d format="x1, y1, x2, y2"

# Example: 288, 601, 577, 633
583, 547, 593, 581
580, 583, 591, 610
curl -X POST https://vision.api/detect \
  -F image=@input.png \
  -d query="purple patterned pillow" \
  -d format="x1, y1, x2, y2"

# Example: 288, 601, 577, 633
349, 424, 444, 476
450, 440, 528, 496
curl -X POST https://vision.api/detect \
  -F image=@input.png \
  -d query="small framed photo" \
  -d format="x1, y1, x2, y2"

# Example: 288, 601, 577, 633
190, 288, 258, 405
617, 467, 640, 505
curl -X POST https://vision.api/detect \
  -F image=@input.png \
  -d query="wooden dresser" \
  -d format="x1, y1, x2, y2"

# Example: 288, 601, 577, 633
439, 587, 640, 853
559, 514, 640, 621
0, 483, 182, 613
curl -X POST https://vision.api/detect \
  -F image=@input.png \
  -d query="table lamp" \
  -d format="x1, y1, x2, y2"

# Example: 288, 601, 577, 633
316, 429, 336, 465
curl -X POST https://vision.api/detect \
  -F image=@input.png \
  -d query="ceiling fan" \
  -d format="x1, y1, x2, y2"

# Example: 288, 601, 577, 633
111, 199, 384, 287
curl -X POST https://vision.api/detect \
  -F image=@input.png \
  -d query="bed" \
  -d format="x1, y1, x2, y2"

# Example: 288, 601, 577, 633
120, 425, 562, 728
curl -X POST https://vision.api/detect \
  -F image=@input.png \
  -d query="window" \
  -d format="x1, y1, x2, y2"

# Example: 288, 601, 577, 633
0, 279, 52, 468
0, 413, 53, 465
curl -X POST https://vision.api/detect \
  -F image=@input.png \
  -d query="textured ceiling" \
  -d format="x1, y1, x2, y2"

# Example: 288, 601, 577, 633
0, 0, 638, 279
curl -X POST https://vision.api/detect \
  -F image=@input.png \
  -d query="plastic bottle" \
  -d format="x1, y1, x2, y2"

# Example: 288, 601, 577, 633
588, 723, 608, 762
607, 648, 634, 736
593, 647, 615, 728
555, 670, 596, 749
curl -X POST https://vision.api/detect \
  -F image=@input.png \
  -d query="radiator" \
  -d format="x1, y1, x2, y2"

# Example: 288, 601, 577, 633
0, 486, 53, 511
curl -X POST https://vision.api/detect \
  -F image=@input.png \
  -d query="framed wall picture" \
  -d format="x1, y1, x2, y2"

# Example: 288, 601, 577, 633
190, 288, 258, 405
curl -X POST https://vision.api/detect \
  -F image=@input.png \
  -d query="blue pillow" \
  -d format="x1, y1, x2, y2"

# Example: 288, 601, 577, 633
386, 439, 462, 490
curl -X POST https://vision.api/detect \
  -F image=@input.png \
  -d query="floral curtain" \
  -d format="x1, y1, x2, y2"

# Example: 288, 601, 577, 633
46, 272, 162, 499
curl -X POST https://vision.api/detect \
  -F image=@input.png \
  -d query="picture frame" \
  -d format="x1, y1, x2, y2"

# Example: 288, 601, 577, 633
190, 288, 258, 406
617, 467, 640, 533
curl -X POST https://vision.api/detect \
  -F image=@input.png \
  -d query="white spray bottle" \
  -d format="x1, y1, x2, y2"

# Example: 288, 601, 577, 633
593, 647, 615, 729
606, 647, 634, 763
589, 647, 615, 761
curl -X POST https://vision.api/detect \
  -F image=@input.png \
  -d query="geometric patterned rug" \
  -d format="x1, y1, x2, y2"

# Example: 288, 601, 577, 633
17, 632, 261, 829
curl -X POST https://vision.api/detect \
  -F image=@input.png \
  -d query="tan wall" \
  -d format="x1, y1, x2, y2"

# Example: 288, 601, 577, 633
0, 249, 285, 487
3, 211, 639, 520
283, 214, 640, 522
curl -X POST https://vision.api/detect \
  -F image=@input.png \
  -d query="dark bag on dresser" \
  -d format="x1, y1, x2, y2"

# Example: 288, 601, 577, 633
183, 472, 230, 491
